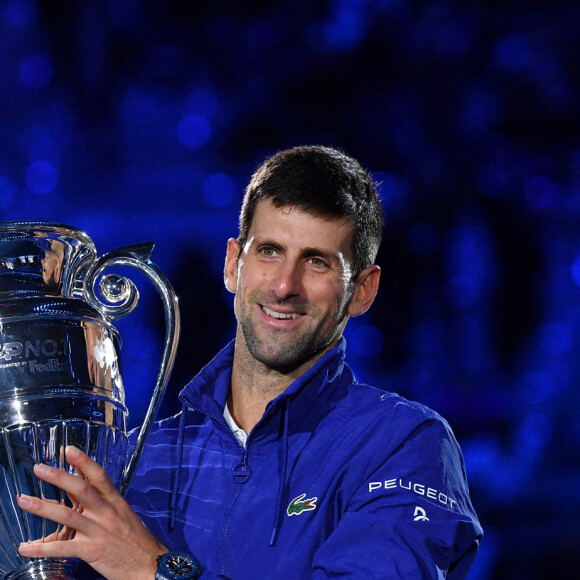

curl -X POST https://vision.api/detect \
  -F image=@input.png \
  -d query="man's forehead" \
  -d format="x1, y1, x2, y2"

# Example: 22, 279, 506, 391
251, 198, 352, 229
248, 200, 354, 252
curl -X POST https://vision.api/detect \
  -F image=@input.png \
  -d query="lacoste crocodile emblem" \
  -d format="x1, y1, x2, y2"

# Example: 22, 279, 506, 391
287, 493, 318, 516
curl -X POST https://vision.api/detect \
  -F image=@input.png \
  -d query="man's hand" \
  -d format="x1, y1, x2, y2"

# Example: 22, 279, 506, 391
17, 445, 168, 580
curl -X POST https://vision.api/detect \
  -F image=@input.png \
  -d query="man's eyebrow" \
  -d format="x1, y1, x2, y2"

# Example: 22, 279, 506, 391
252, 239, 344, 264
301, 247, 342, 263
254, 239, 284, 251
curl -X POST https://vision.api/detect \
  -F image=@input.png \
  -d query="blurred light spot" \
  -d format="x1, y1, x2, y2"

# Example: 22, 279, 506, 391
446, 224, 496, 293
1, 0, 37, 27
402, 362, 444, 397
572, 255, 580, 288
456, 314, 487, 372
0, 177, 17, 209
25, 161, 58, 195
524, 176, 558, 209
458, 87, 501, 134
202, 173, 235, 208
406, 319, 444, 355
519, 371, 554, 405
19, 126, 59, 162
540, 322, 573, 355
519, 413, 553, 449
177, 114, 211, 148
320, 2, 367, 51
445, 275, 478, 308
349, 324, 384, 358
374, 171, 409, 215
493, 34, 533, 73
185, 89, 219, 120
462, 435, 501, 476
121, 89, 157, 124
19, 55, 53, 90
407, 222, 439, 255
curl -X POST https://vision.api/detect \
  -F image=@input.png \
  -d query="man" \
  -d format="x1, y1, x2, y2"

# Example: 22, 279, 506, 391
18, 145, 482, 578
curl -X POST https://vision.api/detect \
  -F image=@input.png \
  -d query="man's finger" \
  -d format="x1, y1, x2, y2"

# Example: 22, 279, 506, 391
19, 538, 78, 560
31, 463, 101, 509
17, 494, 95, 536
26, 525, 74, 543
31, 454, 121, 514
64, 446, 120, 501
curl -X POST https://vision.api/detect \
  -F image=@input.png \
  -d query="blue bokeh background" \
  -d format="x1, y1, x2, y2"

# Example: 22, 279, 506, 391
1, 1, 579, 577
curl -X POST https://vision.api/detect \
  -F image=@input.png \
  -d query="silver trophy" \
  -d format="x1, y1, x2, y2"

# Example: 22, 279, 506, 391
0, 222, 180, 580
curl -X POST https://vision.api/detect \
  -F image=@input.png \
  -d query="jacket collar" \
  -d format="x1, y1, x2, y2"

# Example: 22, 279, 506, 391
178, 337, 349, 418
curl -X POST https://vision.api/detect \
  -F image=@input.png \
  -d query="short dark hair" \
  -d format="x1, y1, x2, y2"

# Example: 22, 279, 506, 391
238, 145, 383, 277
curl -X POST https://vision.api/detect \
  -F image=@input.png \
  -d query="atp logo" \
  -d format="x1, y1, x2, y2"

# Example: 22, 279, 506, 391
413, 506, 429, 522
287, 494, 317, 516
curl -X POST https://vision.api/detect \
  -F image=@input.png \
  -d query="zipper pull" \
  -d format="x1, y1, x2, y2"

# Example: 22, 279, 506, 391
232, 448, 251, 484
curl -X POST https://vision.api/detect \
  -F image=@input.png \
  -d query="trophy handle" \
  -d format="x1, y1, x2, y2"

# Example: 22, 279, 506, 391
82, 242, 180, 495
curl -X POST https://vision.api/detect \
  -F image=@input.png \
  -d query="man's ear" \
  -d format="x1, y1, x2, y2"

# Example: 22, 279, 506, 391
347, 265, 381, 317
224, 238, 240, 294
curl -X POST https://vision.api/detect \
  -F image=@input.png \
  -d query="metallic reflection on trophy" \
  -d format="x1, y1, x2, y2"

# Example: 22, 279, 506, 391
0, 222, 180, 580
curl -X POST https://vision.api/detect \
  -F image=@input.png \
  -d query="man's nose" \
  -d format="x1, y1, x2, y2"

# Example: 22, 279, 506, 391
271, 260, 303, 299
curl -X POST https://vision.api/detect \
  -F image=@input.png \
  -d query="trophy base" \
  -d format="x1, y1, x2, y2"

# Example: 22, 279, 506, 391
3, 559, 78, 580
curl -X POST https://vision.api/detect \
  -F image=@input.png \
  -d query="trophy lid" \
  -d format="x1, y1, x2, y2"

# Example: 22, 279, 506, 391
0, 221, 97, 298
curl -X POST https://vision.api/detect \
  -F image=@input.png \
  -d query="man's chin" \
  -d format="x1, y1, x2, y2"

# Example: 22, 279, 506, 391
249, 341, 328, 375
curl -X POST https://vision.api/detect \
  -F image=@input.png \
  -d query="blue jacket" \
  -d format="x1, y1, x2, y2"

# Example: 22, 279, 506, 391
126, 338, 482, 579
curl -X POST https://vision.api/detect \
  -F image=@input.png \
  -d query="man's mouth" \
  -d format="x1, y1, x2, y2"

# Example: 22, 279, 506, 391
261, 305, 302, 320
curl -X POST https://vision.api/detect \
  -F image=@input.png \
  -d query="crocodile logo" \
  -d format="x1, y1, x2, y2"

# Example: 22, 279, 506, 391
287, 493, 317, 516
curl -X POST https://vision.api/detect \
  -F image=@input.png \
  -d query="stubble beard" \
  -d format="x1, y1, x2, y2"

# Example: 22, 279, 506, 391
236, 295, 345, 374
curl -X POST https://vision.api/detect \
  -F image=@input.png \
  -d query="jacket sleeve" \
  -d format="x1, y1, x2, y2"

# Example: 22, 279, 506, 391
311, 415, 483, 579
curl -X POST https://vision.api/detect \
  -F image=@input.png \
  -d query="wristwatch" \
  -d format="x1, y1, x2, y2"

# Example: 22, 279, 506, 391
155, 551, 200, 579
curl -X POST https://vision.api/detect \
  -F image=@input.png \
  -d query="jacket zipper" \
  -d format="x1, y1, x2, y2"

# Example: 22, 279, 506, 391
184, 402, 251, 577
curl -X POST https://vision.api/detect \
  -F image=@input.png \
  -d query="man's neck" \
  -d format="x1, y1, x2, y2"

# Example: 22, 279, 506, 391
227, 348, 296, 434
227, 331, 340, 433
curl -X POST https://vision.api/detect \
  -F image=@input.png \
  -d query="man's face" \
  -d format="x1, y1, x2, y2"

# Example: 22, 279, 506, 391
225, 199, 359, 374
41, 240, 65, 291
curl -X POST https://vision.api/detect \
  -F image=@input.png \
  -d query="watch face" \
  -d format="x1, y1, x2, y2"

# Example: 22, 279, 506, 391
166, 554, 196, 574
157, 551, 200, 579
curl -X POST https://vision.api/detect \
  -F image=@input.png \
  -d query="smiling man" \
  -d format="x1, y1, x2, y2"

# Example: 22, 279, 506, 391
18, 145, 482, 579
224, 196, 379, 432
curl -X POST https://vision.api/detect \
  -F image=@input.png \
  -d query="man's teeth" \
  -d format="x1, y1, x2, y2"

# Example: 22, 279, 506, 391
262, 306, 300, 320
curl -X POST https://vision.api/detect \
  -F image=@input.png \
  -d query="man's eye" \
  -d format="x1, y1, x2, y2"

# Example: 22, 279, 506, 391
260, 247, 278, 257
308, 257, 327, 267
